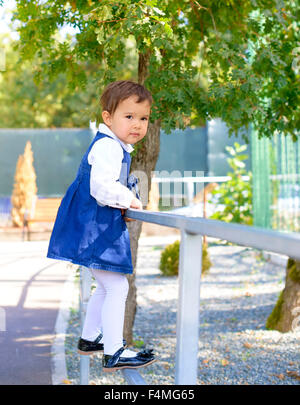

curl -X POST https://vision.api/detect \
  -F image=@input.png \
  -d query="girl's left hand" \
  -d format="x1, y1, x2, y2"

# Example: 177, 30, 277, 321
121, 208, 135, 222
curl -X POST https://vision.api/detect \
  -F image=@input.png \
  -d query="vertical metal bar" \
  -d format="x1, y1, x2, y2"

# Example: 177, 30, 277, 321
175, 230, 202, 385
79, 266, 92, 385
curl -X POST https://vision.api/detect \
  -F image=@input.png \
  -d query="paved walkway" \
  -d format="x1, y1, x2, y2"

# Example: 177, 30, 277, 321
0, 241, 70, 385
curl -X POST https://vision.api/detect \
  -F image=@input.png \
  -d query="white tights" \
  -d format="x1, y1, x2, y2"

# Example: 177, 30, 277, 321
81, 268, 129, 355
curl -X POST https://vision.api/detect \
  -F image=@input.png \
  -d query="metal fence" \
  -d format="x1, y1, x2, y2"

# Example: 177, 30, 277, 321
78, 208, 300, 385
251, 131, 300, 232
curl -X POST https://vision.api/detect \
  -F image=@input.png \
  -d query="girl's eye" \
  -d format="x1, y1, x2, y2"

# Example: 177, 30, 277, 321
141, 117, 148, 121
126, 115, 133, 119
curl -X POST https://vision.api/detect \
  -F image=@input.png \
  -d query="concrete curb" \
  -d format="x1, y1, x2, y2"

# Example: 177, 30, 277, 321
51, 271, 77, 385
263, 251, 288, 267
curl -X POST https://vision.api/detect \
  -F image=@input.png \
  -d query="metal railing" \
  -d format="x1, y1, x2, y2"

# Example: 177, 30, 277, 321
79, 208, 300, 385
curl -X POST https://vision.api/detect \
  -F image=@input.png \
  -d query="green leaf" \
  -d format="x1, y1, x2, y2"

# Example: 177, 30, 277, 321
153, 7, 165, 16
225, 146, 236, 156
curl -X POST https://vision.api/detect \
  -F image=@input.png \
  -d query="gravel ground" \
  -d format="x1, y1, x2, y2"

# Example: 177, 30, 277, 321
65, 236, 300, 385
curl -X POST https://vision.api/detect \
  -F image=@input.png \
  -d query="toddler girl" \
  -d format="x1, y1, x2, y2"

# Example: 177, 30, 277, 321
47, 80, 155, 371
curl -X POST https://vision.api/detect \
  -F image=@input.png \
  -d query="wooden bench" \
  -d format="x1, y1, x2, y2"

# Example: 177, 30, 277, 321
23, 197, 62, 241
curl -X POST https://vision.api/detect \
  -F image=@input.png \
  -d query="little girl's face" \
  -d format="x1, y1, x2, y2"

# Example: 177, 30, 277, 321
102, 95, 151, 144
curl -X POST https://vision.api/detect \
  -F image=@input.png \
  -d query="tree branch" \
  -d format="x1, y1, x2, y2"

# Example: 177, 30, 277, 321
190, 0, 217, 34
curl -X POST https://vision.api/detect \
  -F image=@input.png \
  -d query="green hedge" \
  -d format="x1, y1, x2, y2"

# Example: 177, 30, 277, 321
159, 240, 212, 277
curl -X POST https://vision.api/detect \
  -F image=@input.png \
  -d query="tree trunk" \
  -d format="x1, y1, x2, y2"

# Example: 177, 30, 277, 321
123, 120, 161, 344
266, 258, 300, 332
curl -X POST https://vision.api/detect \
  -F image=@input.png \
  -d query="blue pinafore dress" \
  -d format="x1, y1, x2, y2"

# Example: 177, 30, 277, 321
47, 131, 137, 274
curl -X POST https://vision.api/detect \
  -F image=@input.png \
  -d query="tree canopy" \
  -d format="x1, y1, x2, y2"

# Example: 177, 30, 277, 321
5, 0, 299, 139
0, 33, 100, 127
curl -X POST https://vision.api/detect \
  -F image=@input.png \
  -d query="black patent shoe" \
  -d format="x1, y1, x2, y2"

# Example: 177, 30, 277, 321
77, 333, 104, 355
102, 346, 156, 372
77, 334, 127, 355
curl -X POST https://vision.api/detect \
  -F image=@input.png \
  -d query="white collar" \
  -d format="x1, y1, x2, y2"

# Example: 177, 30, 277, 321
98, 123, 134, 154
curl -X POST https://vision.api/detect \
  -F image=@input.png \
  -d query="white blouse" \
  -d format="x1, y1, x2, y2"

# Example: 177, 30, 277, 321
87, 124, 135, 209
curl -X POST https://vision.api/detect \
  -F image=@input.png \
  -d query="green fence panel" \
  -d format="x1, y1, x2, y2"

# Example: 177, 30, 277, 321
251, 130, 300, 232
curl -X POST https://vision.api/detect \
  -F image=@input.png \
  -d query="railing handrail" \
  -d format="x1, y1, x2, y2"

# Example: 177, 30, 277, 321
126, 209, 300, 261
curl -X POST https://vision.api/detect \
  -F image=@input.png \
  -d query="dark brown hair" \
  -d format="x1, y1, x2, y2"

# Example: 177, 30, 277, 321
100, 80, 152, 115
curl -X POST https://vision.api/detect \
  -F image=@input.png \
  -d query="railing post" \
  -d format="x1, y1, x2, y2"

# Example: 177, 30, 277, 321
175, 230, 202, 385
79, 266, 92, 385
121, 369, 147, 385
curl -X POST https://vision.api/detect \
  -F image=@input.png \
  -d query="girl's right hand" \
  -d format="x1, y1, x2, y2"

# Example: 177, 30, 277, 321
121, 198, 142, 222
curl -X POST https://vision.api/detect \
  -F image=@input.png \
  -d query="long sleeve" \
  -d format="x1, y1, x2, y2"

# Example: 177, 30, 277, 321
88, 137, 135, 209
